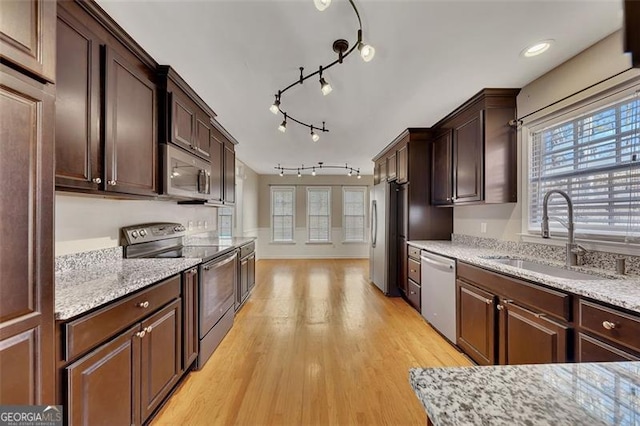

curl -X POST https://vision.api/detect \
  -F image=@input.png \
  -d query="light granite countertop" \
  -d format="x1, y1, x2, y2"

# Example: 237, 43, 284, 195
408, 240, 640, 314
184, 235, 256, 247
410, 362, 640, 426
55, 258, 201, 320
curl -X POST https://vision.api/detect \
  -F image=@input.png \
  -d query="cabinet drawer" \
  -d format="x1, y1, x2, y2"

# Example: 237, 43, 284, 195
407, 279, 420, 311
240, 241, 255, 259
408, 259, 421, 283
577, 332, 640, 363
578, 299, 640, 353
408, 246, 421, 260
457, 262, 571, 322
64, 275, 181, 361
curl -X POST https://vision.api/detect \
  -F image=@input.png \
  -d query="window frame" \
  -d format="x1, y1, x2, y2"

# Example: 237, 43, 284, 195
342, 186, 368, 243
217, 207, 234, 238
522, 78, 640, 246
270, 186, 296, 243
306, 186, 332, 243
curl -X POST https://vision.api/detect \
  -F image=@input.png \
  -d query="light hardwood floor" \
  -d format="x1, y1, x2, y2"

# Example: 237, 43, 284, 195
153, 259, 471, 425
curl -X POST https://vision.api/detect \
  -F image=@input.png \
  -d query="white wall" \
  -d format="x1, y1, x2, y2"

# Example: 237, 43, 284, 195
238, 160, 259, 239
453, 31, 634, 241
55, 193, 218, 255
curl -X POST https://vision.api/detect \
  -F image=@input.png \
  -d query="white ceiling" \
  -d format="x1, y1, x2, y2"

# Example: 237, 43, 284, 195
96, 0, 623, 175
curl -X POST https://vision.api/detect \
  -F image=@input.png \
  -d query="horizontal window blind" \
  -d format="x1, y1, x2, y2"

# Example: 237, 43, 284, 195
529, 93, 640, 242
307, 187, 331, 242
343, 187, 367, 242
271, 187, 295, 242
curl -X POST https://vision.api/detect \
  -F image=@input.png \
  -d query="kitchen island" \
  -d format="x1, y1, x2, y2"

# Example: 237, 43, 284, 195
410, 362, 640, 425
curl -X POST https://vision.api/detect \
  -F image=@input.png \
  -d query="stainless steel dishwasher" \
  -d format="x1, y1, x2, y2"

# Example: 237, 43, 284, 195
420, 251, 457, 343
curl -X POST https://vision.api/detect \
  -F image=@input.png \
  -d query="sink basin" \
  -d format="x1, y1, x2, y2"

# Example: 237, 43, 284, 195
483, 258, 603, 281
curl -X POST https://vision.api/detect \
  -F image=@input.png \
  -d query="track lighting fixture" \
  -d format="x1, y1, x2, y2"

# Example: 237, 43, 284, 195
275, 162, 361, 177
270, 0, 375, 138
314, 0, 331, 11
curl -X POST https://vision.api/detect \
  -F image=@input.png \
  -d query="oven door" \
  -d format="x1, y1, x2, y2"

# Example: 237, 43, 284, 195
199, 250, 237, 338
163, 144, 211, 200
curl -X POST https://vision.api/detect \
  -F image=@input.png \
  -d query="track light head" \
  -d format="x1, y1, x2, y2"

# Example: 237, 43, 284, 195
357, 172, 362, 179
279, 170, 284, 177
297, 169, 302, 178
358, 42, 375, 62
320, 78, 332, 96
312, 168, 316, 176
313, 0, 331, 11
310, 127, 320, 142
278, 120, 287, 133
270, 96, 280, 114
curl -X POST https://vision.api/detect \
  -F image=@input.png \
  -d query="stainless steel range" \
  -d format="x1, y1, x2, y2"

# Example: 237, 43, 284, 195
121, 222, 237, 369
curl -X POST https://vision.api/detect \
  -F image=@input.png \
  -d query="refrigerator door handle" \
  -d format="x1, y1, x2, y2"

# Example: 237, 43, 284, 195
371, 200, 377, 248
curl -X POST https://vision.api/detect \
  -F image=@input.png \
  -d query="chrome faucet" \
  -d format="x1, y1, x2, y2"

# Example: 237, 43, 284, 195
541, 189, 586, 267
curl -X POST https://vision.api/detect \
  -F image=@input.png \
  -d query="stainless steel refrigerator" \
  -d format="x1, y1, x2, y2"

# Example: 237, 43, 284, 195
369, 181, 398, 296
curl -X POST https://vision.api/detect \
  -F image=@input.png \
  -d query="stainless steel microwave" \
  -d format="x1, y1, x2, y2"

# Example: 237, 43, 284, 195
163, 144, 211, 200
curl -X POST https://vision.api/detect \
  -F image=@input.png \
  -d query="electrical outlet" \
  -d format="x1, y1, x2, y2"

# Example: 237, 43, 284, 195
204, 221, 208, 229
197, 220, 203, 229
480, 222, 487, 234
187, 221, 194, 230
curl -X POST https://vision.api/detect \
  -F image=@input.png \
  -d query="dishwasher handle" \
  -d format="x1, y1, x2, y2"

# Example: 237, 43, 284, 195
421, 255, 455, 272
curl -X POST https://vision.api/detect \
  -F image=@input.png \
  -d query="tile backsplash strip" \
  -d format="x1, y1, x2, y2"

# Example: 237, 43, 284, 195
451, 234, 640, 276
55, 246, 123, 274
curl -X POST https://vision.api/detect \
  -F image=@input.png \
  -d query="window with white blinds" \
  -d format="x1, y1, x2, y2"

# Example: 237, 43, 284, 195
343, 187, 367, 242
271, 186, 295, 242
529, 93, 640, 242
217, 207, 233, 238
307, 187, 331, 242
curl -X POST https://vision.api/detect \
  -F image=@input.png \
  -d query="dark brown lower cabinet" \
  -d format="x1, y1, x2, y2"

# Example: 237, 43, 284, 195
456, 280, 496, 365
182, 268, 198, 370
140, 300, 182, 422
236, 243, 256, 311
577, 333, 640, 362
66, 325, 139, 426
500, 301, 568, 365
247, 254, 256, 292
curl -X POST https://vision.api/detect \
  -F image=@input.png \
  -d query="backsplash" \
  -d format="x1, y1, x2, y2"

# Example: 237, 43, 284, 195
451, 234, 640, 276
55, 247, 123, 274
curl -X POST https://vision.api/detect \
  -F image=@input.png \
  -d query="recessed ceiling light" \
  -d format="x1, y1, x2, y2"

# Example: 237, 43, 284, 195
522, 40, 554, 58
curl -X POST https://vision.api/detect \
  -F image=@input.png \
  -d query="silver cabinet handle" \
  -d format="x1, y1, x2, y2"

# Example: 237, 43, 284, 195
535, 312, 546, 319
136, 330, 146, 338
137, 301, 149, 308
108, 180, 117, 186
144, 326, 153, 333
497, 304, 504, 311
602, 321, 617, 330
502, 299, 513, 305
92, 177, 102, 184
485, 299, 492, 305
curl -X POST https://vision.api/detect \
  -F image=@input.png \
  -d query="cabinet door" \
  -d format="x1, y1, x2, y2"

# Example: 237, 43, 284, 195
209, 128, 224, 203
398, 238, 408, 294
223, 143, 236, 204
0, 0, 55, 82
170, 91, 195, 152
240, 257, 249, 303
624, 0, 640, 68
0, 68, 54, 404
378, 159, 387, 183
195, 114, 212, 158
456, 280, 496, 365
104, 47, 158, 196
431, 130, 453, 205
577, 332, 640, 362
55, 8, 102, 190
396, 144, 408, 184
140, 299, 182, 423
66, 325, 140, 426
247, 253, 256, 292
501, 301, 568, 365
453, 111, 483, 203
387, 151, 397, 181
182, 268, 198, 370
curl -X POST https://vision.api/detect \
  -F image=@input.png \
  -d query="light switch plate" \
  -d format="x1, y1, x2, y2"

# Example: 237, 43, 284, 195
481, 222, 487, 233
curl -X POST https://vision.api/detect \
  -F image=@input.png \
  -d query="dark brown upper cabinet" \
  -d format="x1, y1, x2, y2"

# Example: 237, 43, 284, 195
208, 120, 237, 205
223, 139, 236, 205
373, 158, 387, 185
431, 130, 453, 205
157, 66, 216, 161
432, 88, 519, 206
209, 127, 224, 203
396, 144, 408, 184
624, 0, 640, 68
0, 0, 56, 83
55, 1, 158, 197
387, 151, 397, 181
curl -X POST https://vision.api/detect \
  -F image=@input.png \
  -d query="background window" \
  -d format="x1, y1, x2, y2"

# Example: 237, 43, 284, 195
343, 187, 367, 242
271, 186, 295, 242
307, 187, 331, 242
529, 94, 640, 241
217, 207, 233, 238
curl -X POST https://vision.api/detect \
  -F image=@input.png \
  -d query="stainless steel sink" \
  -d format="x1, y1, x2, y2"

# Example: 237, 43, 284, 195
483, 258, 603, 280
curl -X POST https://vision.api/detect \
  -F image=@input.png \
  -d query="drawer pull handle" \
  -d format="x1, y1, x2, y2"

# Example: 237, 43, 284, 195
497, 304, 504, 311
410, 291, 416, 295
535, 313, 546, 319
144, 326, 153, 333
602, 321, 617, 330
485, 299, 492, 305
136, 330, 146, 338
137, 301, 150, 308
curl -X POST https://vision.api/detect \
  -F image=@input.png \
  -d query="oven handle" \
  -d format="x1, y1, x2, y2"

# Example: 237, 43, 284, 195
203, 251, 237, 270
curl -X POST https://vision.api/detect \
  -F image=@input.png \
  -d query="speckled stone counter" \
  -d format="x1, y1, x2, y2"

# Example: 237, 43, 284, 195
410, 362, 640, 426
407, 240, 640, 314
55, 257, 201, 320
183, 235, 256, 247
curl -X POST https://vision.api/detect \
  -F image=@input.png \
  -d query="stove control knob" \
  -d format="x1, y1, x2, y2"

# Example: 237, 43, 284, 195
139, 229, 147, 237
174, 225, 185, 232
131, 230, 139, 239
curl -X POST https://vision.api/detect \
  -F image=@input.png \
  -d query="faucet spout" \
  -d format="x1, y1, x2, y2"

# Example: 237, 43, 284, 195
541, 189, 582, 266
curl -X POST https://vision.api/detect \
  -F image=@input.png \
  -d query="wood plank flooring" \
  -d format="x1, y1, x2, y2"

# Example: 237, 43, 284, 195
153, 259, 471, 425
